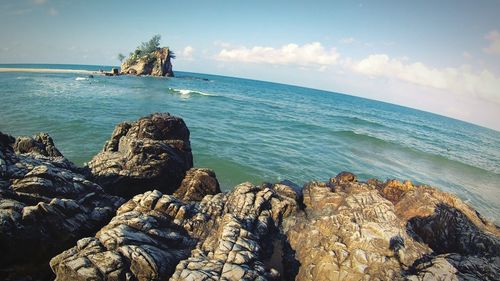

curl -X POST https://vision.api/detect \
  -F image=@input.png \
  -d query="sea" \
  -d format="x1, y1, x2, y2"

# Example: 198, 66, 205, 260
1, 63, 499, 223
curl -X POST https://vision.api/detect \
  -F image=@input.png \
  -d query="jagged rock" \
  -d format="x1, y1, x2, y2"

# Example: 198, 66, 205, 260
171, 182, 299, 281
3, 113, 498, 281
50, 190, 196, 281
283, 173, 500, 281
330, 171, 357, 183
376, 179, 500, 280
121, 47, 174, 77
87, 113, 193, 198
0, 131, 125, 280
51, 182, 299, 280
13, 133, 62, 157
173, 168, 221, 201
51, 168, 499, 281
284, 175, 430, 281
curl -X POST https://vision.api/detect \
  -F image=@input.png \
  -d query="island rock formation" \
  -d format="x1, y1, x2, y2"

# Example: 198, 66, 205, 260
120, 47, 174, 77
1, 112, 499, 281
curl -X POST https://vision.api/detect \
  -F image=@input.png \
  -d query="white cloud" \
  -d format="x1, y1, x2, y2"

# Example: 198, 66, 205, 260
483, 30, 500, 55
216, 42, 340, 67
351, 54, 500, 104
182, 45, 194, 59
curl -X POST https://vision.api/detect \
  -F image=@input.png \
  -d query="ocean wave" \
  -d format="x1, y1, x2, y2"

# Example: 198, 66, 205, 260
334, 130, 390, 146
168, 88, 217, 97
334, 130, 498, 176
75, 77, 89, 81
348, 116, 387, 129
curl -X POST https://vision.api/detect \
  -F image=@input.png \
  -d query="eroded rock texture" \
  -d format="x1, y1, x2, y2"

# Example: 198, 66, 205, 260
120, 47, 174, 77
283, 172, 430, 280
283, 172, 500, 281
375, 179, 500, 280
4, 119, 498, 281
51, 181, 300, 281
87, 113, 193, 198
173, 168, 221, 202
0, 132, 125, 280
50, 169, 500, 281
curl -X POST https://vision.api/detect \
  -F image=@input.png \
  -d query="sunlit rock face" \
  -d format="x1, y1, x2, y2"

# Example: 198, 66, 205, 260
120, 47, 174, 77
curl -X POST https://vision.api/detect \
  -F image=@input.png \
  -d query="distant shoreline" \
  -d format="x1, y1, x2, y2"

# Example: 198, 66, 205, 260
0, 67, 96, 74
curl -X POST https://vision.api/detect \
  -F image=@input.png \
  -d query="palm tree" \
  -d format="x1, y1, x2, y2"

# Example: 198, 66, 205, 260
168, 49, 176, 59
117, 53, 125, 63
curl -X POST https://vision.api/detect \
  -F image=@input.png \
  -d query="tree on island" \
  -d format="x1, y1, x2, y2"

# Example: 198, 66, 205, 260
120, 34, 175, 64
119, 34, 176, 77
117, 53, 125, 63
140, 34, 161, 54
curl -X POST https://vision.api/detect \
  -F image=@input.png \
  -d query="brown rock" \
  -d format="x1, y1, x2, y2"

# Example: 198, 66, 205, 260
120, 47, 174, 77
330, 171, 357, 183
285, 173, 500, 281
284, 179, 430, 281
174, 168, 221, 201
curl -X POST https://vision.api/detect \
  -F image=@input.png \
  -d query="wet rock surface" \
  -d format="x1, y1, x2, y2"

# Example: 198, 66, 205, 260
0, 132, 125, 280
87, 113, 193, 198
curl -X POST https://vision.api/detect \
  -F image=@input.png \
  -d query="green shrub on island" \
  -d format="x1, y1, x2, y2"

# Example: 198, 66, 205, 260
120, 34, 175, 65
119, 34, 176, 77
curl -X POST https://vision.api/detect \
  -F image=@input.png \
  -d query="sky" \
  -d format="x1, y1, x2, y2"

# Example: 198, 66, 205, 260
1, 0, 500, 130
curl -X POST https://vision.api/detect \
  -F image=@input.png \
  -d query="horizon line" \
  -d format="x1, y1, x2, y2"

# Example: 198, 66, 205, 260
1, 62, 498, 133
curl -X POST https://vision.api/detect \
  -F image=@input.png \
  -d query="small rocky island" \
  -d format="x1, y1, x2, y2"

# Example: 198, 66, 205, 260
118, 35, 175, 77
0, 113, 499, 281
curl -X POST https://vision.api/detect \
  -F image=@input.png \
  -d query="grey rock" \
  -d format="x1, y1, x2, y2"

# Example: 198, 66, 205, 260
0, 131, 125, 280
13, 132, 63, 158
52, 182, 298, 280
87, 113, 193, 198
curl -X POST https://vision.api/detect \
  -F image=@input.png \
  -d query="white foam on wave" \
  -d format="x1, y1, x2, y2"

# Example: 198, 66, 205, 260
75, 77, 88, 81
168, 88, 216, 97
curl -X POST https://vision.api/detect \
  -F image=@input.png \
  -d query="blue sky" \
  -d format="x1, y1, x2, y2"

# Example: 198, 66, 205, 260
1, 0, 500, 130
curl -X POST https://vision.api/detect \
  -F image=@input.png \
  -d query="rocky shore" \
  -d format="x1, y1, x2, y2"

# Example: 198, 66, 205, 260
0, 113, 498, 280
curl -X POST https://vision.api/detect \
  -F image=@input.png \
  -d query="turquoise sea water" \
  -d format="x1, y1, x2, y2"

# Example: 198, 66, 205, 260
1, 64, 499, 222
